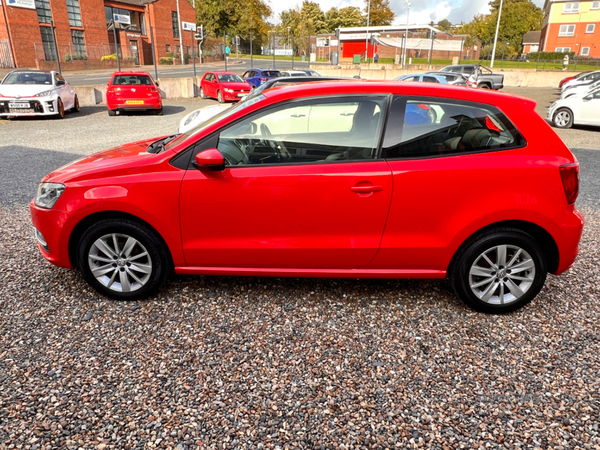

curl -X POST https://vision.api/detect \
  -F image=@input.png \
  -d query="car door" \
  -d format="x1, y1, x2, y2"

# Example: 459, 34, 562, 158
205, 73, 216, 97
179, 95, 393, 269
201, 73, 211, 96
577, 90, 600, 125
55, 73, 73, 108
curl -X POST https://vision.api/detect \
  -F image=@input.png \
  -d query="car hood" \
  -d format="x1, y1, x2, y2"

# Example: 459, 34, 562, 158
42, 137, 166, 184
0, 84, 56, 98
221, 82, 252, 90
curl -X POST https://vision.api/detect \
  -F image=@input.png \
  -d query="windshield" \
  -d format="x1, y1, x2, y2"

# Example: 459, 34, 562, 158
2, 71, 52, 85
262, 71, 280, 77
305, 70, 320, 76
165, 94, 266, 151
112, 75, 153, 85
218, 74, 244, 83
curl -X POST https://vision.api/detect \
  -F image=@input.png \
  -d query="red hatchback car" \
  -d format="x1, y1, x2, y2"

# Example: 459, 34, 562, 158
106, 71, 162, 116
200, 72, 252, 103
30, 81, 583, 313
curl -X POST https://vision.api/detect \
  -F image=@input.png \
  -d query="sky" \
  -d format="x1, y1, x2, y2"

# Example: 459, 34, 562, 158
269, 0, 546, 25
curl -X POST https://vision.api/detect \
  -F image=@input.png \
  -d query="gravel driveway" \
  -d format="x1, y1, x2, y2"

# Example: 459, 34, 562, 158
1, 93, 599, 449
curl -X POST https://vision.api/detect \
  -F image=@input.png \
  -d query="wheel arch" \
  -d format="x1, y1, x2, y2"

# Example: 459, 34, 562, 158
68, 210, 174, 269
448, 220, 560, 276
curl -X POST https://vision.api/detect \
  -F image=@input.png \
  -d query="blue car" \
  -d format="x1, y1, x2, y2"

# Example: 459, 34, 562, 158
394, 73, 449, 84
242, 68, 281, 88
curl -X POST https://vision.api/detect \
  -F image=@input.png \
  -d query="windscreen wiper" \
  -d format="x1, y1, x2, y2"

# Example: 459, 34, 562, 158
146, 134, 180, 154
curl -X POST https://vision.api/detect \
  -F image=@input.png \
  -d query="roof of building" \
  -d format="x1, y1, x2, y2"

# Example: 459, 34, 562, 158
522, 31, 541, 45
109, 0, 156, 6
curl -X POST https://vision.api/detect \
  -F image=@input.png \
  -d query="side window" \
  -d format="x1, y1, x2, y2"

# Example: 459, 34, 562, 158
423, 76, 439, 83
217, 97, 386, 166
204, 73, 212, 82
462, 66, 475, 74
382, 97, 525, 159
242, 71, 250, 78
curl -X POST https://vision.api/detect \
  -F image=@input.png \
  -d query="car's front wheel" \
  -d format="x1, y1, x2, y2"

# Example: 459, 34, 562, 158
77, 218, 170, 300
450, 228, 547, 313
55, 98, 65, 119
553, 108, 573, 128
217, 90, 224, 103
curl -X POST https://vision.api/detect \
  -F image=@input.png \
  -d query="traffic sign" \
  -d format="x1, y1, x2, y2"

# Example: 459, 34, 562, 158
182, 22, 197, 32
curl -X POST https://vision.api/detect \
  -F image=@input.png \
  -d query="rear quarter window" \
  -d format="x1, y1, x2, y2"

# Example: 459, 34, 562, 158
382, 97, 526, 159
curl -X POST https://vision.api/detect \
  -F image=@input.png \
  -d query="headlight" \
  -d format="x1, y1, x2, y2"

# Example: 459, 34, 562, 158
184, 111, 200, 126
35, 183, 65, 209
224, 88, 234, 93
35, 90, 54, 97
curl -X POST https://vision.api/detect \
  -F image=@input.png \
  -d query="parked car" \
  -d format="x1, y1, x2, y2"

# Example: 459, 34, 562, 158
280, 70, 310, 77
560, 79, 600, 99
548, 86, 600, 128
395, 73, 449, 84
561, 70, 600, 92
559, 71, 593, 89
426, 71, 468, 86
0, 69, 79, 119
199, 72, 252, 103
30, 81, 583, 314
179, 103, 231, 133
440, 65, 504, 90
301, 69, 321, 77
242, 68, 281, 88
106, 71, 162, 116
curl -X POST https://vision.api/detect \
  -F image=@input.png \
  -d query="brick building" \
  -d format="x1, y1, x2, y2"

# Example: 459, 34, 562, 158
0, 0, 195, 69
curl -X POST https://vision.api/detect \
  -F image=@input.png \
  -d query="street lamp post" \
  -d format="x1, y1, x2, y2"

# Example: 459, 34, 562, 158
365, 0, 371, 62
490, 0, 504, 68
287, 26, 290, 57
403, 1, 411, 67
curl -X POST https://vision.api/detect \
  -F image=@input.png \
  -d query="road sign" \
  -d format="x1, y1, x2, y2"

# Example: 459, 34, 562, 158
6, 0, 36, 9
182, 22, 196, 32
113, 14, 130, 25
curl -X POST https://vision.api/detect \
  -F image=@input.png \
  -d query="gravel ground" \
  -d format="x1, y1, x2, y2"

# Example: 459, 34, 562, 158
1, 205, 600, 449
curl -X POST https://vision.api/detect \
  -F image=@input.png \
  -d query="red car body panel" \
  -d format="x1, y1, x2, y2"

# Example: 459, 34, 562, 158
30, 81, 583, 281
106, 71, 162, 112
201, 72, 252, 102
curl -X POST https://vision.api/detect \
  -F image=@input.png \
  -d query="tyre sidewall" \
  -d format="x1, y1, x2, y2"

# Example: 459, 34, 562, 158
77, 219, 167, 300
554, 108, 573, 128
453, 230, 547, 313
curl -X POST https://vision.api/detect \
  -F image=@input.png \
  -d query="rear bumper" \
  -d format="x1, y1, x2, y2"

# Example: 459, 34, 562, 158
107, 97, 162, 111
549, 205, 584, 275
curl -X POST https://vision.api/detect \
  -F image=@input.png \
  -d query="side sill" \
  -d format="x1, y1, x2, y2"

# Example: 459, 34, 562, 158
174, 267, 447, 279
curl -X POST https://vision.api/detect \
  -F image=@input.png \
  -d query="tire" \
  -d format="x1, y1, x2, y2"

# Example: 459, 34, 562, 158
449, 228, 548, 314
108, 109, 116, 116
70, 95, 80, 113
553, 108, 573, 129
155, 107, 163, 116
200, 87, 207, 99
478, 83, 491, 89
217, 90, 224, 103
77, 218, 171, 300
55, 98, 65, 119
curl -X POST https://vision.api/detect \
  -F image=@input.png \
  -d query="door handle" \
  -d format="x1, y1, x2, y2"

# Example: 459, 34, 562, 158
351, 185, 383, 193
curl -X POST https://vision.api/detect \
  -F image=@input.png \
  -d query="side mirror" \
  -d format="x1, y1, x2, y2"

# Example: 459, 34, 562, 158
583, 95, 592, 101
56, 80, 65, 86
193, 149, 225, 171
155, 81, 159, 87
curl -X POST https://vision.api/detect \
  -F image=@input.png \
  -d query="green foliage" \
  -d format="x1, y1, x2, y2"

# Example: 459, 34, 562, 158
436, 19, 453, 32
195, 0, 271, 38
527, 51, 575, 59
159, 57, 173, 65
325, 6, 365, 30
365, 0, 394, 26
63, 52, 88, 61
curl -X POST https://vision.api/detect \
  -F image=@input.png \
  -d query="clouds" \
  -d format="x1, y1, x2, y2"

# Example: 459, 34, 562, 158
268, 0, 545, 25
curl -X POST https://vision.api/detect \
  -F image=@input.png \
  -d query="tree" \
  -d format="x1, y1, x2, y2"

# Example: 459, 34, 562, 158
195, 0, 271, 38
299, 1, 328, 36
364, 0, 394, 26
325, 6, 365, 31
437, 19, 453, 32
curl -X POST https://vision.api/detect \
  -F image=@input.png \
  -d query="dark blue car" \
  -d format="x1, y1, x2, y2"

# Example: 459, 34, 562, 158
242, 68, 281, 88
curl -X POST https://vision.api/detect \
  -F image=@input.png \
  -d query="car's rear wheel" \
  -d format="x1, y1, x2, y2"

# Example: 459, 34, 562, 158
553, 108, 573, 128
478, 83, 491, 89
450, 228, 547, 313
71, 95, 80, 113
200, 87, 207, 99
55, 98, 65, 119
217, 90, 224, 103
77, 218, 170, 300
155, 107, 163, 116
108, 109, 116, 116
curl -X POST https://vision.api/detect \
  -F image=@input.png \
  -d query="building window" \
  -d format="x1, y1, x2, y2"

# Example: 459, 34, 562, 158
66, 0, 82, 27
558, 24, 576, 36
166, 44, 171, 53
40, 26, 56, 61
104, 6, 144, 32
592, 1, 600, 9
172, 11, 179, 38
563, 2, 580, 13
71, 30, 86, 56
581, 47, 590, 56
35, 0, 52, 24
586, 24, 595, 33
555, 47, 571, 52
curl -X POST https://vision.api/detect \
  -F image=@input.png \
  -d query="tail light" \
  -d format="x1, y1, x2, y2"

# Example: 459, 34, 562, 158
259, 77, 267, 81
560, 163, 580, 204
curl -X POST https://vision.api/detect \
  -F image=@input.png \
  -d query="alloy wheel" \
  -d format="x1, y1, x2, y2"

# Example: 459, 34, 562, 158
554, 110, 571, 127
468, 244, 536, 305
88, 233, 152, 293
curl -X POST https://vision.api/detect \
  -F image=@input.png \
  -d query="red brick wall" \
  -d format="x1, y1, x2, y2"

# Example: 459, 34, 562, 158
149, 0, 196, 62
1, 4, 40, 68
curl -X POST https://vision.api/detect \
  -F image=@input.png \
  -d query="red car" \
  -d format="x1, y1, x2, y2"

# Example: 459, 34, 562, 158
200, 72, 252, 103
106, 71, 162, 116
558, 71, 593, 88
30, 81, 583, 313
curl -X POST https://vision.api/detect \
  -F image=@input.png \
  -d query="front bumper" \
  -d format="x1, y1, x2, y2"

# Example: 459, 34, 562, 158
0, 96, 59, 117
30, 200, 73, 269
222, 90, 250, 101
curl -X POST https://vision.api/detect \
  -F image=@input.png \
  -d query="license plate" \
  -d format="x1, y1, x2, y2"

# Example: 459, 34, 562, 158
9, 102, 30, 108
238, 93, 247, 97
125, 100, 144, 105
9, 108, 34, 113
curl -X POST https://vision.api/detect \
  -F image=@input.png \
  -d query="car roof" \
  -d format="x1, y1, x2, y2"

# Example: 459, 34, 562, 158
9, 69, 54, 74
249, 68, 280, 72
112, 71, 152, 76
210, 71, 238, 75
261, 80, 535, 110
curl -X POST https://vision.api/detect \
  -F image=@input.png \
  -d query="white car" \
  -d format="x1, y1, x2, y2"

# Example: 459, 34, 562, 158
178, 103, 231, 133
560, 79, 600, 99
548, 87, 600, 128
561, 70, 600, 92
0, 69, 79, 119
280, 70, 321, 77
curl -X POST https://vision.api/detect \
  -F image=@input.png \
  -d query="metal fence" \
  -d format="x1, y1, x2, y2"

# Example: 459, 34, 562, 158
0, 39, 13, 68
33, 42, 136, 62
